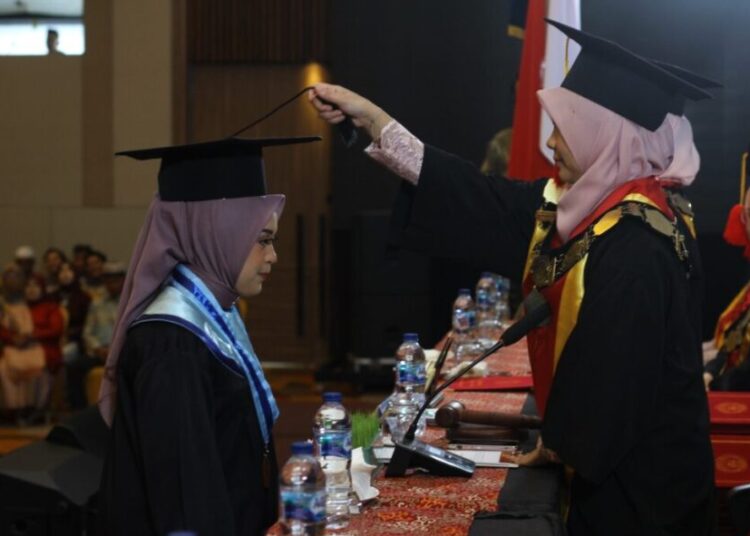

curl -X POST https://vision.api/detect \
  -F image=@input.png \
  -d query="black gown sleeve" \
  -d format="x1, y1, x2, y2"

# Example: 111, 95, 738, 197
114, 325, 237, 535
389, 144, 546, 283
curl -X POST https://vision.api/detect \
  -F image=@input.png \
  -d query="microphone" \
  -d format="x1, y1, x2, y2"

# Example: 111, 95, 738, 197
425, 337, 453, 397
385, 290, 550, 478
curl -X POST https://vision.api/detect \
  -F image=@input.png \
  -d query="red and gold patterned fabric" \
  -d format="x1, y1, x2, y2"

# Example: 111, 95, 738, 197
709, 392, 750, 434
711, 435, 750, 488
708, 392, 750, 488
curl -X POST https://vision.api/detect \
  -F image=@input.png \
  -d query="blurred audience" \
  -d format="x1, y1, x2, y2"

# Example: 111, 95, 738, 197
56, 261, 91, 362
68, 261, 124, 410
83, 250, 108, 303
71, 244, 92, 279
25, 276, 65, 421
0, 265, 45, 423
0, 242, 127, 422
14, 245, 41, 282
42, 247, 67, 295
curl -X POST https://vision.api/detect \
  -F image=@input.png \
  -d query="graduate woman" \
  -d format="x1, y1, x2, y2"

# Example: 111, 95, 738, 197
98, 136, 318, 536
310, 20, 716, 536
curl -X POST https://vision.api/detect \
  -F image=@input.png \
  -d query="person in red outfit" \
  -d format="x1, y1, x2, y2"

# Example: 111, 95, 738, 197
25, 276, 64, 417
704, 186, 750, 391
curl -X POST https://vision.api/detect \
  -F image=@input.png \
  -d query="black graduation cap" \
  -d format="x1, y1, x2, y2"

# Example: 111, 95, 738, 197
117, 136, 321, 202
546, 19, 715, 130
650, 59, 722, 115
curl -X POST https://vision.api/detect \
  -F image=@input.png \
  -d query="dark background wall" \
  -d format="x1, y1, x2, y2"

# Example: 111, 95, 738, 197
326, 0, 750, 359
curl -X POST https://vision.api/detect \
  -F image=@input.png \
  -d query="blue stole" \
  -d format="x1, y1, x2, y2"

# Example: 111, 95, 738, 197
132, 264, 279, 446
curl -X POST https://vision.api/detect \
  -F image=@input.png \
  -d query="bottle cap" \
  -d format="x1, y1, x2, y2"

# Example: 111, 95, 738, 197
291, 441, 314, 455
323, 391, 343, 403
403, 332, 419, 343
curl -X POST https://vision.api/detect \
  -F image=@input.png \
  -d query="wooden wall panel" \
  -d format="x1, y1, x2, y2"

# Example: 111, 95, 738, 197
188, 64, 332, 364
187, 0, 328, 63
82, 0, 114, 207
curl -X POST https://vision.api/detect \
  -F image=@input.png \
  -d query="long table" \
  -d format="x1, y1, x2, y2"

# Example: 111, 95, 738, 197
269, 340, 549, 536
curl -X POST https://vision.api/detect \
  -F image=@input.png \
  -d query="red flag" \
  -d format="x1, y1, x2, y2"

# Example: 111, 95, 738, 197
507, 0, 555, 181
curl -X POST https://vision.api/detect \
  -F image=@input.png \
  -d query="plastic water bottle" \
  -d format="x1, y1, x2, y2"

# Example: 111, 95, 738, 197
395, 333, 427, 402
493, 274, 512, 325
279, 441, 326, 536
452, 289, 477, 341
475, 272, 500, 348
313, 392, 351, 529
453, 289, 481, 363
377, 334, 427, 443
381, 391, 421, 442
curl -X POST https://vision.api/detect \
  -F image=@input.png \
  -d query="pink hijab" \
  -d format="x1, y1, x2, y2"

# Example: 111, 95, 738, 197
99, 194, 285, 425
537, 87, 699, 241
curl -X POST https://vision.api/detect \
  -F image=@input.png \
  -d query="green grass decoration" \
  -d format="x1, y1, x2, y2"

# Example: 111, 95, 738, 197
351, 411, 380, 450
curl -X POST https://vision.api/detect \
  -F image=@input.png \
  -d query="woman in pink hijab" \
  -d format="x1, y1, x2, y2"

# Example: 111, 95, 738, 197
310, 20, 717, 536
98, 136, 318, 536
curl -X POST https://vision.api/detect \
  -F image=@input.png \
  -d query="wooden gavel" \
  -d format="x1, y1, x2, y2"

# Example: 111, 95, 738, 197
435, 401, 542, 430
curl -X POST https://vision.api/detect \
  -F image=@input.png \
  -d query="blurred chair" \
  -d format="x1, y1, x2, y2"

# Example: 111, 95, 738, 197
85, 366, 104, 407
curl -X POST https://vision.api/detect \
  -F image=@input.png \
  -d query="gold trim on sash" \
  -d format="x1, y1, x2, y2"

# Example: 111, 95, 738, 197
662, 188, 697, 239
554, 255, 588, 369
523, 179, 565, 281
621, 192, 660, 208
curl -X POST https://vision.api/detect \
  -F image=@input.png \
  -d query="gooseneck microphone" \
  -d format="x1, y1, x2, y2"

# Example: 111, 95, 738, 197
385, 290, 551, 477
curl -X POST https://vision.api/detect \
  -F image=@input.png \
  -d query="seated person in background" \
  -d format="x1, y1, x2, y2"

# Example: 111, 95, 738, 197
82, 250, 108, 303
480, 127, 512, 176
71, 243, 92, 279
704, 188, 750, 391
14, 245, 41, 282
25, 276, 64, 415
42, 247, 67, 295
67, 261, 124, 409
56, 261, 91, 362
0, 266, 45, 422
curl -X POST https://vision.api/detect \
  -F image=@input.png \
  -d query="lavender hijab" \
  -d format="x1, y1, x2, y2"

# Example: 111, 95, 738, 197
99, 194, 285, 425
537, 87, 699, 241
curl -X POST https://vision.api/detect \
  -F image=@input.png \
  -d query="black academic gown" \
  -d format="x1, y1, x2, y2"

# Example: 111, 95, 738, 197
99, 322, 279, 536
390, 145, 715, 535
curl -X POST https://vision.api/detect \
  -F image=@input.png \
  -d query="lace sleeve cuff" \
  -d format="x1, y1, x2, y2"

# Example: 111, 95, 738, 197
365, 120, 425, 185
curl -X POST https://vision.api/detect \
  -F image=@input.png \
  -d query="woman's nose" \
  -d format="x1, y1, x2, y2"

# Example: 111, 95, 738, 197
266, 245, 278, 264
546, 133, 556, 151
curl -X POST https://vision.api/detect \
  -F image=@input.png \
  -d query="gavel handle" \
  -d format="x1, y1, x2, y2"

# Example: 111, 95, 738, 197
458, 409, 542, 429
